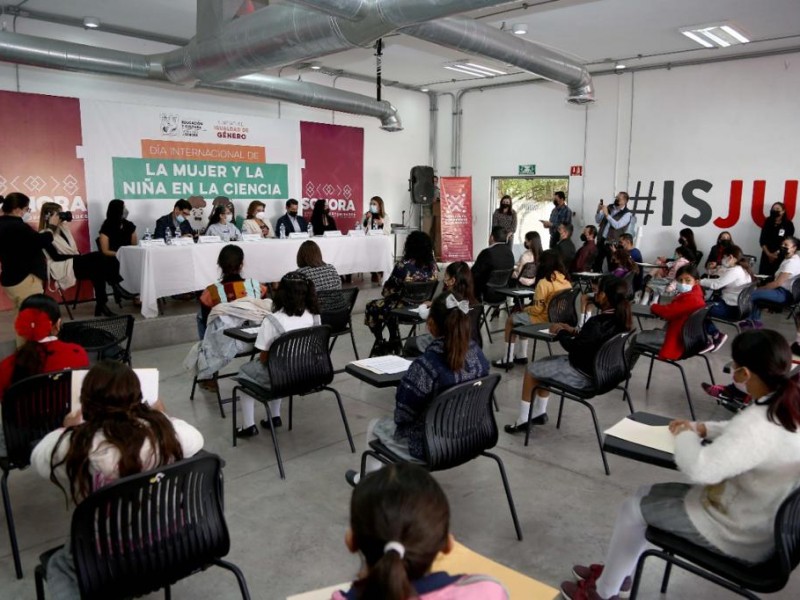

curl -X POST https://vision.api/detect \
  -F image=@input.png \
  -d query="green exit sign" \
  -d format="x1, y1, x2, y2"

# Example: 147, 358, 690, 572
518, 164, 536, 175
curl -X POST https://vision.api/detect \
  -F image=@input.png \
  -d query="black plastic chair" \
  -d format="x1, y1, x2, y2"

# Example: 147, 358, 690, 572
630, 485, 800, 600
231, 325, 354, 479
397, 279, 439, 338
319, 287, 360, 362
360, 374, 522, 540
480, 268, 513, 343
632, 307, 715, 420
1, 370, 72, 579
34, 453, 250, 600
757, 277, 800, 322
59, 315, 135, 365
190, 346, 258, 419
709, 282, 757, 334
510, 287, 580, 369
525, 332, 636, 475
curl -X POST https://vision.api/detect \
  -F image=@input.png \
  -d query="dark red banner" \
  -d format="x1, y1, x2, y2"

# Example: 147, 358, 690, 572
440, 177, 473, 262
299, 122, 364, 232
0, 91, 89, 310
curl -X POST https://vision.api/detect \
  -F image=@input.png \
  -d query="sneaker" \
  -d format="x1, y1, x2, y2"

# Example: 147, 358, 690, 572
260, 416, 283, 429
235, 424, 259, 438
345, 469, 360, 488
792, 342, 800, 357
701, 382, 729, 399
698, 340, 716, 355
560, 579, 619, 600
711, 333, 728, 353
572, 564, 632, 599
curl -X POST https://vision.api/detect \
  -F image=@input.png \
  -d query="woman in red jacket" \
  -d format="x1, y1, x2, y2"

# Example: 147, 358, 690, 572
637, 265, 706, 360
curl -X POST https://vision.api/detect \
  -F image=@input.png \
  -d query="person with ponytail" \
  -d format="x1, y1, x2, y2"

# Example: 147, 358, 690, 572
506, 276, 632, 434
346, 292, 489, 486
564, 329, 800, 599
334, 463, 508, 600
31, 360, 204, 598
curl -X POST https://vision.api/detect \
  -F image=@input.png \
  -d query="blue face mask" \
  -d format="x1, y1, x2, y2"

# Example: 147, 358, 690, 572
176, 215, 186, 224
676, 282, 693, 294
370, 205, 379, 214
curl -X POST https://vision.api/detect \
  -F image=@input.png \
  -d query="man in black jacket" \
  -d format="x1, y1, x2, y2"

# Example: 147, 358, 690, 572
274, 199, 308, 237
154, 198, 194, 239
471, 226, 514, 302
557, 223, 576, 268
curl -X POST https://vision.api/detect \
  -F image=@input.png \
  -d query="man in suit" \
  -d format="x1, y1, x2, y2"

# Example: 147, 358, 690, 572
274, 199, 308, 236
472, 226, 514, 302
154, 199, 194, 239
557, 223, 576, 268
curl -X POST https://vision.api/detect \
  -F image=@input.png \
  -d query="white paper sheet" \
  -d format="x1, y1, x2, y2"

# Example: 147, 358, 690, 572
538, 327, 555, 336
71, 368, 160, 413
241, 327, 261, 334
351, 356, 412, 375
511, 289, 534, 295
604, 418, 676, 454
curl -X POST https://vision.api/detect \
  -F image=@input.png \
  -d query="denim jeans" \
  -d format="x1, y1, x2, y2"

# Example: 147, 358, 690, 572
705, 301, 740, 336
750, 287, 791, 322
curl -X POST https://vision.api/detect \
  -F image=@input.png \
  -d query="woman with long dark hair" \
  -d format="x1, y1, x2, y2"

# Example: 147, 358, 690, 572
205, 204, 242, 241
677, 227, 699, 263
561, 329, 800, 600
491, 195, 517, 243
512, 231, 543, 286
759, 202, 795, 277
98, 199, 137, 257
310, 199, 338, 236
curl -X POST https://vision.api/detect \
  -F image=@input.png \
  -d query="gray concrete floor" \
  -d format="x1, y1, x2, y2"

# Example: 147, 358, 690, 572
1, 286, 799, 599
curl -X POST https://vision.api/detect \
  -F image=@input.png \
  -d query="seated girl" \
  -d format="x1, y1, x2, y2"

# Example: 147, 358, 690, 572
506, 276, 632, 433
512, 231, 542, 287
493, 250, 571, 369
31, 360, 204, 597
704, 230, 734, 275
640, 245, 693, 304
296, 240, 346, 313
561, 330, 800, 599
204, 204, 243, 241
700, 244, 755, 352
609, 246, 638, 279
636, 265, 706, 361
334, 463, 508, 600
346, 292, 489, 486
235, 272, 321, 437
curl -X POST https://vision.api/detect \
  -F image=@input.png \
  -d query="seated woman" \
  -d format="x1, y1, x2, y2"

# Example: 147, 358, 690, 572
197, 244, 267, 340
609, 246, 638, 279
506, 277, 632, 433
204, 204, 243, 241
636, 265, 706, 361
512, 231, 542, 287
362, 195, 391, 234
704, 230, 733, 275
640, 245, 693, 304
700, 244, 755, 352
98, 199, 138, 257
40, 202, 135, 316
561, 329, 800, 600
310, 199, 338, 236
241, 200, 272, 238
364, 231, 437, 354
31, 360, 204, 597
235, 272, 321, 437
296, 239, 346, 313
493, 250, 571, 369
678, 227, 700, 264
346, 291, 489, 486
334, 463, 508, 600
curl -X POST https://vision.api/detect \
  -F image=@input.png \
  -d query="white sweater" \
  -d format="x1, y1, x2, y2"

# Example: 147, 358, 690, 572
699, 265, 752, 306
675, 400, 800, 563
31, 417, 204, 500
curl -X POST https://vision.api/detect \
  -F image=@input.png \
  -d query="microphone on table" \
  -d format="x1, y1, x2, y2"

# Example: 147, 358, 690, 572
402, 210, 406, 226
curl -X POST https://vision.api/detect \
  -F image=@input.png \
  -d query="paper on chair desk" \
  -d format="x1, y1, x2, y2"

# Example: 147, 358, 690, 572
241, 327, 260, 334
71, 368, 159, 413
604, 418, 675, 454
538, 327, 555, 336
352, 356, 412, 374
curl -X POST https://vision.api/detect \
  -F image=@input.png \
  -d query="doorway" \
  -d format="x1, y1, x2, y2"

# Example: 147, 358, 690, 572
490, 176, 570, 248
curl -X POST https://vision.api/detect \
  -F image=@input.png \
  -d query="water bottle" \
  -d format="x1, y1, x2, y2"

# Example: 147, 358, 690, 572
279, 223, 286, 239
164, 227, 172, 245
307, 222, 314, 236
143, 227, 152, 241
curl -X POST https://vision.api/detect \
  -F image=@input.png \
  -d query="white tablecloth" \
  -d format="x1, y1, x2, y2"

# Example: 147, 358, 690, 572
118, 235, 395, 318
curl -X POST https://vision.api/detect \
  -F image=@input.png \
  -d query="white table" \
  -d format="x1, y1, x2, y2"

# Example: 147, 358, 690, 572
118, 235, 395, 318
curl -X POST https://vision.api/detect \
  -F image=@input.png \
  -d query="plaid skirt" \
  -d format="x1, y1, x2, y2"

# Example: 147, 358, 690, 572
528, 355, 593, 390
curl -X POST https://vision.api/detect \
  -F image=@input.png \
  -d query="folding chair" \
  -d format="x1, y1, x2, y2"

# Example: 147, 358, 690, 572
479, 268, 513, 343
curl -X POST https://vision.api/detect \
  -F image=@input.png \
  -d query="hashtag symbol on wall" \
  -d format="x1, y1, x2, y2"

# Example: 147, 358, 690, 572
629, 180, 657, 225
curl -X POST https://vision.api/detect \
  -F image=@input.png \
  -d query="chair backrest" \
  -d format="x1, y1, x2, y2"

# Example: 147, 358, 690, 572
70, 454, 229, 600
59, 315, 135, 363
774, 485, 800, 581
743, 254, 758, 269
547, 287, 580, 325
591, 332, 632, 393
401, 280, 438, 305
318, 288, 358, 334
791, 277, 800, 303
1, 370, 72, 468
621, 271, 635, 299
736, 282, 758, 319
266, 325, 334, 397
486, 268, 512, 290
422, 374, 501, 471
680, 306, 712, 358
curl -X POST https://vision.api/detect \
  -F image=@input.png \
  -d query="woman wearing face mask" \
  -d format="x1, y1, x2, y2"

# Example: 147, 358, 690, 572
704, 231, 734, 274
363, 196, 390, 234
310, 198, 338, 236
204, 204, 242, 241
677, 227, 699, 264
700, 245, 756, 352
512, 231, 543, 287
759, 202, 795, 277
561, 329, 800, 600
98, 199, 137, 257
747, 236, 800, 329
242, 201, 272, 238
491, 195, 517, 243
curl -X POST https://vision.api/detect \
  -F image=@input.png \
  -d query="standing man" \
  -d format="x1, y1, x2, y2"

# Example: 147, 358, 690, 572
154, 199, 194, 239
541, 191, 572, 249
471, 226, 515, 302
275, 199, 308, 236
594, 192, 633, 271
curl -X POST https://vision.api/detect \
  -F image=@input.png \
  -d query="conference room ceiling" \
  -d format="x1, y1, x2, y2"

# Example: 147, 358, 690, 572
5, 0, 800, 92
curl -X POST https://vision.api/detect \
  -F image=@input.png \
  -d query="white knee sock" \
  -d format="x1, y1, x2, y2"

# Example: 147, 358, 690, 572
595, 486, 651, 599
517, 400, 531, 425
240, 393, 256, 428
531, 394, 549, 419
268, 399, 282, 418
505, 342, 515, 362
514, 340, 529, 359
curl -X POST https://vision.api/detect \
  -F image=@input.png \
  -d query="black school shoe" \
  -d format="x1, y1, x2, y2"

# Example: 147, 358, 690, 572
260, 416, 283, 429
235, 424, 259, 438
504, 414, 549, 433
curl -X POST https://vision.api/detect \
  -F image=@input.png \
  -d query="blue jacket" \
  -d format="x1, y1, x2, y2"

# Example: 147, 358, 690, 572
275, 213, 308, 236
154, 213, 194, 239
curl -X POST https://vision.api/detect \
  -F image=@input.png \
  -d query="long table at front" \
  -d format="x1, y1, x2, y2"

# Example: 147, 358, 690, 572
118, 235, 395, 318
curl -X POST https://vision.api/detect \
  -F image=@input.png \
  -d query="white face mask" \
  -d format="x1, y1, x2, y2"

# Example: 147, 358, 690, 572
370, 205, 379, 214
676, 282, 693, 294
724, 257, 736, 268
732, 368, 750, 394
255, 211, 266, 220
21, 211, 32, 223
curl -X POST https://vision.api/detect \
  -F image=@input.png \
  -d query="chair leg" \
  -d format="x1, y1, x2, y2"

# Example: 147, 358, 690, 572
360, 449, 392, 478
660, 557, 673, 593
575, 398, 610, 475
700, 354, 716, 385
231, 388, 239, 448
504, 341, 512, 372
190, 374, 198, 401
214, 373, 226, 419
1, 469, 23, 579
326, 387, 356, 452
349, 326, 360, 360
645, 355, 655, 390
212, 558, 252, 600
482, 451, 523, 541
72, 280, 82, 310
546, 340, 553, 357
328, 335, 339, 354
524, 386, 537, 446
556, 394, 565, 429
482, 307, 493, 344
164, 584, 171, 600
264, 401, 286, 479
492, 393, 499, 412
621, 387, 635, 414
35, 564, 46, 599
673, 361, 697, 420
288, 396, 294, 431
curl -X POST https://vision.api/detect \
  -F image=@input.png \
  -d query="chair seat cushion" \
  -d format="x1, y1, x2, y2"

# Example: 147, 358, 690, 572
537, 376, 599, 398
645, 527, 786, 593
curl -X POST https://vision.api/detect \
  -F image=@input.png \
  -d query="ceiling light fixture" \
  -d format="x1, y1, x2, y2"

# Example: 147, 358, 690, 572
720, 25, 750, 44
681, 23, 750, 48
512, 23, 528, 35
420, 88, 429, 92
614, 63, 626, 70
681, 30, 714, 48
465, 62, 506, 75
309, 64, 322, 70
83, 17, 100, 29
444, 65, 486, 78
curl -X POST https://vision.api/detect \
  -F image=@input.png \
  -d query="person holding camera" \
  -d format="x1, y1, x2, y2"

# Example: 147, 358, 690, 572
39, 202, 134, 317
594, 192, 633, 271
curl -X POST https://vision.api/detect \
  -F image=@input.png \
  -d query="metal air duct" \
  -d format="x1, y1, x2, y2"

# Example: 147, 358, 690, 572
403, 16, 595, 104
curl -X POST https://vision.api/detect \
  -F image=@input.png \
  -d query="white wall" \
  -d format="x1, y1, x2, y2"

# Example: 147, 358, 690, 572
0, 19, 429, 237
